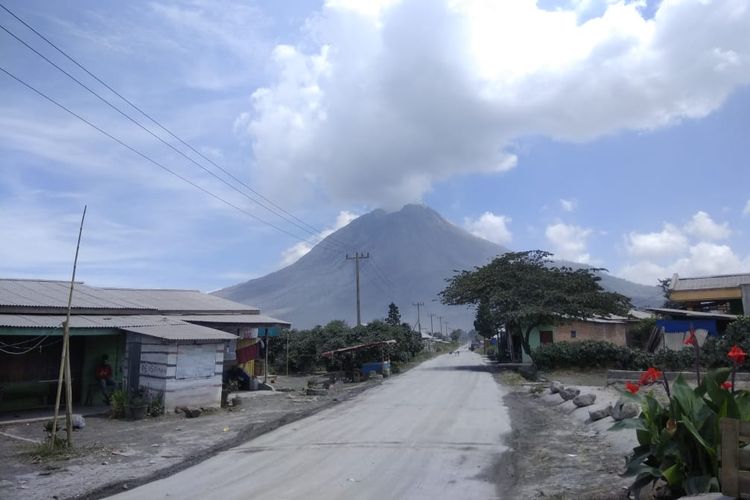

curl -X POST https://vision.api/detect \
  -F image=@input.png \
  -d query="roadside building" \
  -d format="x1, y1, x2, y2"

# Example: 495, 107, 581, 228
668, 273, 750, 315
0, 279, 289, 413
514, 315, 636, 363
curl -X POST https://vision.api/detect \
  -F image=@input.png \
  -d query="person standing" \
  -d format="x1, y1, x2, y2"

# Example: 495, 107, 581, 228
95, 354, 116, 404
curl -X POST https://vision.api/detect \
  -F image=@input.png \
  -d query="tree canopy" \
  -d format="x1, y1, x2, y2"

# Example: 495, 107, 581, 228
386, 302, 401, 327
440, 250, 632, 357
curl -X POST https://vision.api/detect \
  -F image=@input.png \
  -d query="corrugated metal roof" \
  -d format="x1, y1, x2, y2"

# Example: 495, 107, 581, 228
100, 288, 259, 313
122, 323, 237, 341
0, 279, 151, 310
673, 274, 750, 291
0, 314, 186, 329
173, 314, 291, 326
0, 279, 259, 313
646, 307, 738, 320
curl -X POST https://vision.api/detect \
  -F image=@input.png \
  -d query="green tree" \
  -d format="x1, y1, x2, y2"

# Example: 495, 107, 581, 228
386, 302, 401, 327
450, 329, 463, 343
440, 250, 631, 359
473, 298, 496, 341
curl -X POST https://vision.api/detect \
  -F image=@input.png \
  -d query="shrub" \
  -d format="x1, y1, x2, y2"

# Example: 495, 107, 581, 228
532, 340, 653, 371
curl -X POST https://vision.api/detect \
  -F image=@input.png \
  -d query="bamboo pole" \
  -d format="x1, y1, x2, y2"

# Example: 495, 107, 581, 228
51, 206, 87, 448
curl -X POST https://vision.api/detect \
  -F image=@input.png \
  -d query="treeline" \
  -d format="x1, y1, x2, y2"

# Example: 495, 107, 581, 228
267, 319, 424, 374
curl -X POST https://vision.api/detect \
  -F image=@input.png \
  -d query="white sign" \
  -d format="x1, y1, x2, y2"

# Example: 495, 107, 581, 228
176, 344, 216, 379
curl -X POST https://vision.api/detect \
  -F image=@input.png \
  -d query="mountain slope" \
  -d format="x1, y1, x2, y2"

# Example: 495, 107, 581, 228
214, 204, 662, 329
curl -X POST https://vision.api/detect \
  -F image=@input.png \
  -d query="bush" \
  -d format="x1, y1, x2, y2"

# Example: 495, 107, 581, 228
532, 340, 653, 371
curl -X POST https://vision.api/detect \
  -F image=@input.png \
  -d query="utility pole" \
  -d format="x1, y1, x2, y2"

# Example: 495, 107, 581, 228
346, 252, 370, 326
438, 316, 443, 339
428, 313, 435, 335
445, 320, 449, 338
412, 302, 424, 333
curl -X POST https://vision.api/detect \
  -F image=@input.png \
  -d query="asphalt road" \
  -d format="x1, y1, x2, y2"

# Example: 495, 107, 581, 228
110, 350, 510, 500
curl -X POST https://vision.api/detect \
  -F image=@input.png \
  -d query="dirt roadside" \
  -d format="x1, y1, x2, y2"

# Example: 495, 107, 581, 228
495, 373, 633, 500
0, 377, 380, 500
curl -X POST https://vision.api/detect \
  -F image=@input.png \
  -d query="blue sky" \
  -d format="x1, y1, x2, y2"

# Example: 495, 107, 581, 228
1, 0, 749, 292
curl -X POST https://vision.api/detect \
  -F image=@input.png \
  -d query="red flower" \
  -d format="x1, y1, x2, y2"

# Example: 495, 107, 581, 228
728, 345, 747, 365
639, 367, 664, 386
625, 381, 640, 394
722, 381, 733, 390
684, 331, 697, 346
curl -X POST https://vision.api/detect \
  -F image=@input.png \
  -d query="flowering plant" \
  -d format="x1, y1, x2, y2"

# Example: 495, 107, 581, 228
613, 346, 750, 497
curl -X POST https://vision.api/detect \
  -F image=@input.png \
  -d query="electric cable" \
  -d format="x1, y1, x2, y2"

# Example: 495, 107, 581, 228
0, 3, 356, 252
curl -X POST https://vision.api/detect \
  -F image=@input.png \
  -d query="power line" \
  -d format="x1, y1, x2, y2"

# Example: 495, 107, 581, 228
0, 65, 345, 251
0, 3, 342, 242
0, 21, 351, 254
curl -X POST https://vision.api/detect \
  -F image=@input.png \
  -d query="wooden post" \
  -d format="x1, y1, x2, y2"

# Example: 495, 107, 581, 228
721, 417, 739, 497
51, 205, 86, 448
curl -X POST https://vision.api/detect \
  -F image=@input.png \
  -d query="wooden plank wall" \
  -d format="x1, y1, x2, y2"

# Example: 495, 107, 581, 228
720, 417, 750, 497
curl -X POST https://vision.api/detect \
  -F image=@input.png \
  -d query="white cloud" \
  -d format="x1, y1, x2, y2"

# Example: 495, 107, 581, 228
743, 200, 750, 216
560, 198, 577, 212
464, 212, 512, 246
240, 0, 750, 207
684, 211, 730, 240
625, 223, 688, 259
545, 223, 593, 263
280, 211, 359, 266
619, 209, 749, 284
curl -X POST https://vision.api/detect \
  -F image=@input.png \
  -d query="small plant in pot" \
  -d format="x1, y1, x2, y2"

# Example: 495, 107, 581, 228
109, 389, 127, 419
127, 388, 149, 420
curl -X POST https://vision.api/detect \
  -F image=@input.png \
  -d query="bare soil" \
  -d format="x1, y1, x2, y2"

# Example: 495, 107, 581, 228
496, 376, 632, 500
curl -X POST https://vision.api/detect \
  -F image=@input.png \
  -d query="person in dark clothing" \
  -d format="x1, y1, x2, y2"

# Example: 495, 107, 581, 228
95, 354, 116, 404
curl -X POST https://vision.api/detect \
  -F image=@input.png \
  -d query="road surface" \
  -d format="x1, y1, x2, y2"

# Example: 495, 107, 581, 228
111, 350, 511, 500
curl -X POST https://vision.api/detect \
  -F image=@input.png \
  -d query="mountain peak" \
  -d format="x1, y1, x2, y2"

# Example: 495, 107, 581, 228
214, 204, 660, 329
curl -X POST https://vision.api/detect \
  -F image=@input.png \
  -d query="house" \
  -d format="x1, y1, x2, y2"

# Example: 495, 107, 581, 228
513, 315, 636, 363
669, 273, 750, 315
638, 273, 750, 350
0, 279, 289, 413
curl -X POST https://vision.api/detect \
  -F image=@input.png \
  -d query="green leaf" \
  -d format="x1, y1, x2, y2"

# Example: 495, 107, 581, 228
662, 463, 683, 486
680, 417, 716, 457
609, 418, 647, 432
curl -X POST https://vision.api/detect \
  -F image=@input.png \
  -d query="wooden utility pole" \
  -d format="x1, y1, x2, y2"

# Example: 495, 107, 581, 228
286, 329, 290, 376
263, 328, 270, 384
51, 205, 86, 448
438, 316, 443, 339
412, 302, 424, 333
346, 252, 369, 326
428, 313, 435, 335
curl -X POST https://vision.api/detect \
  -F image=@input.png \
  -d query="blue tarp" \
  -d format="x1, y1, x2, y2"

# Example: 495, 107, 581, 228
656, 319, 718, 337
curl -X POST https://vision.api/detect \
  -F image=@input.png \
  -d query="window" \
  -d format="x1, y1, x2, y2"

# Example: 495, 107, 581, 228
571, 330, 577, 338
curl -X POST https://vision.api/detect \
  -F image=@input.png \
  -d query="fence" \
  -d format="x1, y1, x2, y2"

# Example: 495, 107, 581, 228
720, 417, 750, 497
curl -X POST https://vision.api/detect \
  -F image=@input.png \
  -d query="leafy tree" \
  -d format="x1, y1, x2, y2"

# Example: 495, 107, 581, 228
440, 250, 631, 359
658, 277, 683, 309
450, 329, 463, 343
386, 302, 401, 327
473, 298, 496, 340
